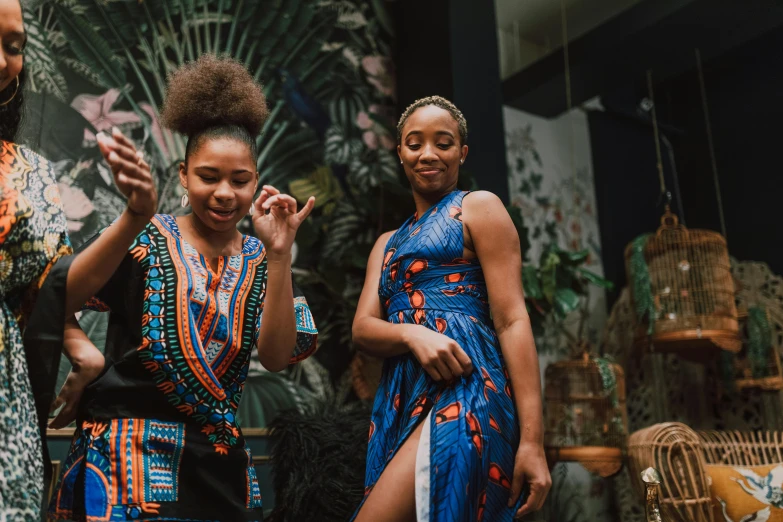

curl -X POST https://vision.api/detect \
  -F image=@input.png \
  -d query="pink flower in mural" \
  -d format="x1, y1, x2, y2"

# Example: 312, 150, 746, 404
380, 134, 395, 150
140, 103, 170, 158
362, 56, 396, 99
357, 107, 396, 150
57, 183, 94, 232
71, 89, 141, 144
363, 130, 379, 150
356, 111, 373, 130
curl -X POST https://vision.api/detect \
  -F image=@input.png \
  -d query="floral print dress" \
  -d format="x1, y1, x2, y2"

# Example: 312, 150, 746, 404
0, 140, 72, 520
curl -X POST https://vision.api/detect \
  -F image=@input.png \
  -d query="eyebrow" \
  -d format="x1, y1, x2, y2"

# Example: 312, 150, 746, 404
404, 130, 455, 140
194, 166, 253, 175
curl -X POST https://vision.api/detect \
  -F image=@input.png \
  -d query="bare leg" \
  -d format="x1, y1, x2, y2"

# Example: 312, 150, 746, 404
355, 420, 426, 522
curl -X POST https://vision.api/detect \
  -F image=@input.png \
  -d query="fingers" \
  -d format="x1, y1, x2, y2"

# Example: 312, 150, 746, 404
444, 350, 466, 379
433, 360, 453, 382
107, 151, 147, 186
515, 487, 540, 518
425, 366, 444, 382
111, 126, 136, 152
115, 173, 148, 193
452, 344, 474, 375
48, 393, 77, 429
508, 470, 527, 510
261, 194, 297, 213
261, 184, 280, 196
49, 395, 64, 415
295, 196, 316, 221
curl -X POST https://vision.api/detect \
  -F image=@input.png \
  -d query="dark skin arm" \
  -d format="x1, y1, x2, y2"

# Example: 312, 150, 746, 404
51, 127, 157, 427
463, 190, 551, 517
253, 186, 315, 371
63, 127, 157, 315
352, 231, 474, 381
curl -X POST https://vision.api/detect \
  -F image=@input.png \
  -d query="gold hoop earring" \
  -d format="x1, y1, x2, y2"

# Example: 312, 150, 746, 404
0, 77, 20, 107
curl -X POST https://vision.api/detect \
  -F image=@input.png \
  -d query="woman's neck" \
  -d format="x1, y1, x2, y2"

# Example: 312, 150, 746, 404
412, 186, 458, 217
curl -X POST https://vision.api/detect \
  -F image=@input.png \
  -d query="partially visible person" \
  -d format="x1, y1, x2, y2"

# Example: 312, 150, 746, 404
0, 0, 157, 518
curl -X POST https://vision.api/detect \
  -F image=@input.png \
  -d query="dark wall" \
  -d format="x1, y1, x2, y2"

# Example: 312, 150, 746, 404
393, 0, 509, 202
589, 28, 783, 305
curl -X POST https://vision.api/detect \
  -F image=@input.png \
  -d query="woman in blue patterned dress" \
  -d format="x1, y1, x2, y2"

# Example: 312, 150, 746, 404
46, 55, 317, 521
352, 97, 551, 521
0, 0, 158, 517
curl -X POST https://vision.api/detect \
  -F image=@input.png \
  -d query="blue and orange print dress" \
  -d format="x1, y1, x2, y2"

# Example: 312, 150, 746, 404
47, 215, 317, 522
354, 190, 525, 522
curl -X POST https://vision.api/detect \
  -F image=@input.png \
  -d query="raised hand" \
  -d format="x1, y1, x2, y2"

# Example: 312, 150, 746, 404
96, 126, 158, 219
251, 184, 315, 259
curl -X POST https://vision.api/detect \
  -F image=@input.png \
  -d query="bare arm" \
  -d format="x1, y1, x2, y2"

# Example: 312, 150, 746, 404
251, 186, 315, 372
352, 231, 473, 380
352, 231, 417, 357
255, 255, 297, 372
49, 315, 105, 428
63, 128, 157, 316
463, 191, 550, 516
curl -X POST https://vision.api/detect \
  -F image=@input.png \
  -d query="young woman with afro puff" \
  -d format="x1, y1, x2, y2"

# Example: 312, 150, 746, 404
46, 55, 318, 522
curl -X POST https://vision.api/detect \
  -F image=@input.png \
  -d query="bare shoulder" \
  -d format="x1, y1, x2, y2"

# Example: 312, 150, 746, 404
462, 190, 508, 219
375, 230, 397, 248
370, 230, 398, 258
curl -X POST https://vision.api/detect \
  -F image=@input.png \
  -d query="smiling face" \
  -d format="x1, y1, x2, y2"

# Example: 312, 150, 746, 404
179, 137, 257, 233
398, 105, 468, 196
0, 0, 25, 94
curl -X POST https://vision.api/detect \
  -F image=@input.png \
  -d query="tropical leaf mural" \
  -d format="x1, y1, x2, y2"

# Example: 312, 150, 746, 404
20, 0, 401, 406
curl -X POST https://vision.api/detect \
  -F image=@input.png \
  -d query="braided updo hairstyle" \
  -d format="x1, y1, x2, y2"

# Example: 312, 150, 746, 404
160, 54, 269, 165
396, 95, 468, 145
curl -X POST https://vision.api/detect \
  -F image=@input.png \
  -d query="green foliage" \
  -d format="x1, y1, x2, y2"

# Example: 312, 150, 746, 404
521, 243, 614, 333
627, 234, 655, 334
747, 306, 772, 378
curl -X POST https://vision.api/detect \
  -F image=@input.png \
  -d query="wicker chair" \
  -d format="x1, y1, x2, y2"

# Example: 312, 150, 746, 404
628, 422, 783, 522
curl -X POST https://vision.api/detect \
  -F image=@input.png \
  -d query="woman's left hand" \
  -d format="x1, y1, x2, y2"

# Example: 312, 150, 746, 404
509, 441, 552, 519
251, 185, 315, 259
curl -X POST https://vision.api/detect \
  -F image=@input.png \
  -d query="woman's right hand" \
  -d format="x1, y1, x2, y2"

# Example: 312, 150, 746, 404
97, 127, 158, 219
405, 325, 474, 382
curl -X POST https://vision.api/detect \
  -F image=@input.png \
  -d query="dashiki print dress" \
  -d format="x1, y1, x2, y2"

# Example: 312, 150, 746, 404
0, 140, 72, 520
47, 215, 317, 522
354, 190, 526, 522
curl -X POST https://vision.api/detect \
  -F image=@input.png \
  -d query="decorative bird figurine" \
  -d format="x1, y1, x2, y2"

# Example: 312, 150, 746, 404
278, 68, 331, 140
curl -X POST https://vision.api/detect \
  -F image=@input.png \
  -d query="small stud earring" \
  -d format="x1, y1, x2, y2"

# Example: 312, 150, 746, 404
460, 159, 464, 164
400, 160, 403, 164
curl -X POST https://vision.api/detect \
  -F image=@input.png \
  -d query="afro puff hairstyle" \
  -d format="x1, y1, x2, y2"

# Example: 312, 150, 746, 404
160, 54, 269, 164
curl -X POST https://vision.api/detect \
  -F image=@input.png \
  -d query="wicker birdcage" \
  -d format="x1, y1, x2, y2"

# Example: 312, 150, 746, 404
544, 349, 628, 477
722, 309, 783, 391
625, 207, 741, 359
627, 423, 713, 522
723, 259, 783, 391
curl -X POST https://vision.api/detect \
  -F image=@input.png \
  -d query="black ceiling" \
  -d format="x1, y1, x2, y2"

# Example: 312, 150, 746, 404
503, 0, 783, 117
